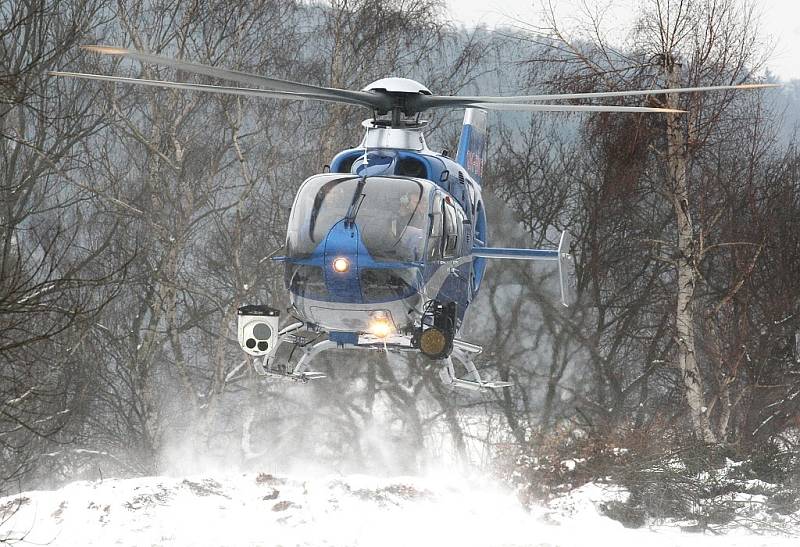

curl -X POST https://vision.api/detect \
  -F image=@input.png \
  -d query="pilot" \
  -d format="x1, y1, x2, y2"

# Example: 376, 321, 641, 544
393, 191, 425, 259
391, 191, 416, 234
399, 191, 417, 214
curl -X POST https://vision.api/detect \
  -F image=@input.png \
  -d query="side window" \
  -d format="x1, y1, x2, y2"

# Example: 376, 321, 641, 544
428, 194, 444, 260
443, 202, 459, 258
467, 183, 476, 215
430, 195, 443, 237
396, 157, 427, 178
336, 154, 357, 173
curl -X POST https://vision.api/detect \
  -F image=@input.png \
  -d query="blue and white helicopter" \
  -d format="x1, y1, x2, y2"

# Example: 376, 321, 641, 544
53, 47, 776, 390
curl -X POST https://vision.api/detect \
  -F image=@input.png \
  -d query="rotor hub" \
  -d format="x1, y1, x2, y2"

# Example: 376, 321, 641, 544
362, 77, 431, 95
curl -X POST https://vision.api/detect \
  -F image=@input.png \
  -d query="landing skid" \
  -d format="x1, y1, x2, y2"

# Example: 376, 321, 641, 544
251, 322, 509, 391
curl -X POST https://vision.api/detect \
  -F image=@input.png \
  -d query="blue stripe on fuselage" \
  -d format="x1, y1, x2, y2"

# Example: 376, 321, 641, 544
323, 219, 364, 303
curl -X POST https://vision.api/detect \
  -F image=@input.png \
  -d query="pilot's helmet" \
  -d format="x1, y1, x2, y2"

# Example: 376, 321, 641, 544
399, 191, 417, 212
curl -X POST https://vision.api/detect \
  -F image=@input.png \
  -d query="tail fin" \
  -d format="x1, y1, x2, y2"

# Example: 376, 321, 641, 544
455, 108, 487, 185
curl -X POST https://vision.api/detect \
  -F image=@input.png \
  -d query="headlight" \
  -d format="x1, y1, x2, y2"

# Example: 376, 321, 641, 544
332, 257, 350, 273
369, 311, 393, 338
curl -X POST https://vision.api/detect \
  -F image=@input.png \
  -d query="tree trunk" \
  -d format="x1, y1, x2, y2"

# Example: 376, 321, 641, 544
665, 60, 716, 444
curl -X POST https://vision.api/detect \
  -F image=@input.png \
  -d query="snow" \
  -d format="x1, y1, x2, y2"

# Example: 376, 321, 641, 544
560, 458, 585, 471
1, 472, 797, 546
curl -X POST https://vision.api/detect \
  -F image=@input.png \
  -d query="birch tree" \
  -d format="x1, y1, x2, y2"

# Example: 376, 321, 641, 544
531, 0, 772, 444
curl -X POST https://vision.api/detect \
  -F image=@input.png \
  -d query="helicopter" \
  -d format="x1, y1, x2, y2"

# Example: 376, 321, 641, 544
51, 46, 778, 391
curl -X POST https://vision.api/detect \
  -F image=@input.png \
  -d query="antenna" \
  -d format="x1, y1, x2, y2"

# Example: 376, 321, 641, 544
362, 124, 369, 167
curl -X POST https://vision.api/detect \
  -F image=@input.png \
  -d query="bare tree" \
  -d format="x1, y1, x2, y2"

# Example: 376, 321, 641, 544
0, 0, 132, 488
521, 0, 773, 444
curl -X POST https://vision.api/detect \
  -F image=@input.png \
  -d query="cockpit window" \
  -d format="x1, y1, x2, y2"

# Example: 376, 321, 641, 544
286, 174, 432, 262
286, 264, 328, 299
308, 178, 360, 243
343, 151, 428, 179
396, 157, 427, 178
358, 182, 428, 261
361, 268, 417, 302
335, 154, 358, 173
351, 151, 397, 177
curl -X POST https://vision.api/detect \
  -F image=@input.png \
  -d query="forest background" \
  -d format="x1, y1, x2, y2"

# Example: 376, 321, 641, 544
2, 0, 800, 526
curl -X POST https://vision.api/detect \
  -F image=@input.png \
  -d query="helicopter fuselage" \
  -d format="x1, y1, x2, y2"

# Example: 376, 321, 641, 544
280, 125, 487, 343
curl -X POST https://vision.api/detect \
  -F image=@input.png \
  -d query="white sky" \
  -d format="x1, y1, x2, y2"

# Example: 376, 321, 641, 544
444, 0, 800, 80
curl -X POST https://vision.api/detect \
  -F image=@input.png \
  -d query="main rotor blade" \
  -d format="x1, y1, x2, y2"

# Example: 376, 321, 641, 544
81, 44, 390, 110
467, 103, 685, 113
49, 71, 374, 108
419, 82, 779, 108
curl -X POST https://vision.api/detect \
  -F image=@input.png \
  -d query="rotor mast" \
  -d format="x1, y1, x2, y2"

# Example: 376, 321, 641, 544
361, 77, 432, 128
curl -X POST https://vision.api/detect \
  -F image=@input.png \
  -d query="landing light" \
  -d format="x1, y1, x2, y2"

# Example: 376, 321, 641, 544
369, 314, 393, 338
332, 257, 350, 273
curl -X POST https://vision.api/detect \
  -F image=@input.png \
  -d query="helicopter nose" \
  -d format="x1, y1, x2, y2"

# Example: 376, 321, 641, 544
323, 220, 362, 302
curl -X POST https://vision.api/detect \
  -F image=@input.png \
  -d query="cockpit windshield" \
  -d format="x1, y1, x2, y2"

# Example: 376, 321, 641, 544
286, 174, 432, 262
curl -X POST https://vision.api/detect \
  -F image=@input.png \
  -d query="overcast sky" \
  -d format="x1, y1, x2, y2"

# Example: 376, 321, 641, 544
444, 0, 800, 81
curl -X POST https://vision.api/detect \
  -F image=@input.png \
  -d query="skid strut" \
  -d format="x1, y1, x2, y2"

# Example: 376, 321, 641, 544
254, 322, 327, 382
291, 339, 335, 380
438, 341, 512, 391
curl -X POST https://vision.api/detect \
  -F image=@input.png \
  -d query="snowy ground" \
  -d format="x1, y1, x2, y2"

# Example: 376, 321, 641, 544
1, 472, 797, 546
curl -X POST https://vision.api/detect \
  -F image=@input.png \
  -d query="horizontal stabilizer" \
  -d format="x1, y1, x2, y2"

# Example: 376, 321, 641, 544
471, 247, 559, 260
473, 231, 576, 307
